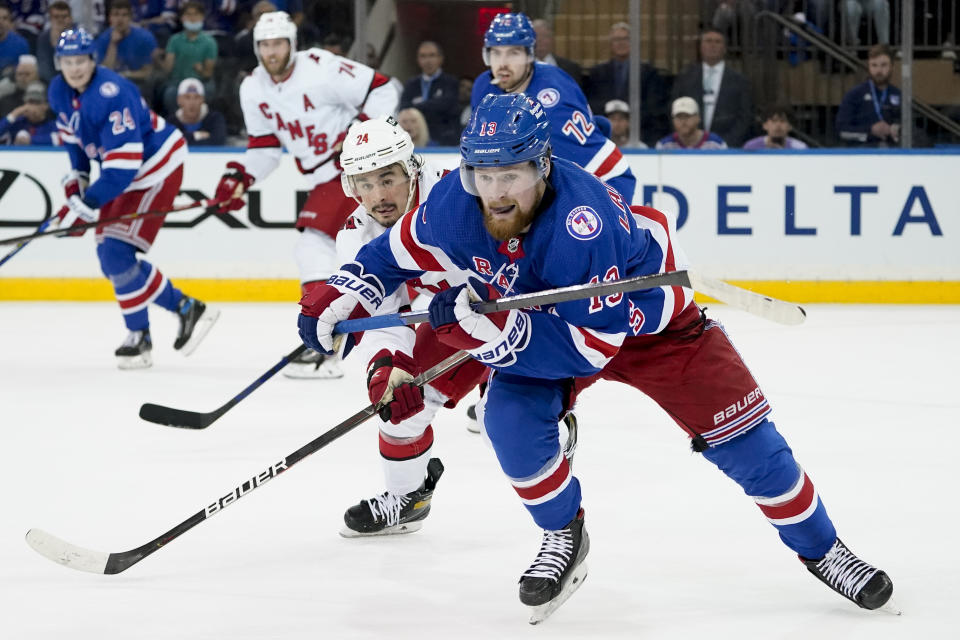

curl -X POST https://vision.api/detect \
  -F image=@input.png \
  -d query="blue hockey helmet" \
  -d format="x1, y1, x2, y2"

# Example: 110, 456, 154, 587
460, 93, 551, 195
482, 12, 535, 65
56, 28, 96, 58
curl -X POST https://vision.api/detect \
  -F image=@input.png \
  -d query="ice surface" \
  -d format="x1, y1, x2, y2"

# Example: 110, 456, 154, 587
1, 302, 957, 639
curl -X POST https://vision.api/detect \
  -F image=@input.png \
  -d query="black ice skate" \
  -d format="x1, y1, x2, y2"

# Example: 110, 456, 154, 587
283, 348, 344, 379
801, 538, 899, 614
115, 329, 152, 369
520, 507, 590, 624
340, 458, 444, 538
173, 296, 220, 356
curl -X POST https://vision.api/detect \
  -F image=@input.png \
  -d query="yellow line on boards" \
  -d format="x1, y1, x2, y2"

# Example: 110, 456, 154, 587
0, 279, 302, 302
0, 278, 958, 304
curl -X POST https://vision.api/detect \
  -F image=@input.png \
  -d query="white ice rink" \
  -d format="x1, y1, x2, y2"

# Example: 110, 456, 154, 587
1, 301, 957, 639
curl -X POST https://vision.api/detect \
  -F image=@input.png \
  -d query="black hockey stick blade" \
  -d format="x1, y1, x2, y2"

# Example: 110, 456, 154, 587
26, 351, 472, 574
139, 345, 308, 429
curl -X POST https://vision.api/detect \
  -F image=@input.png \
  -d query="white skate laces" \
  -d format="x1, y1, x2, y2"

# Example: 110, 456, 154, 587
814, 539, 878, 600
522, 529, 574, 582
120, 331, 144, 348
365, 492, 412, 527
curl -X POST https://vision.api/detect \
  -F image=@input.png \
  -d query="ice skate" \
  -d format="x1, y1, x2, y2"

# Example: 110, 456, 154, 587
283, 348, 344, 379
340, 458, 443, 537
173, 296, 219, 356
801, 538, 899, 614
115, 329, 152, 369
520, 507, 590, 624
465, 403, 480, 433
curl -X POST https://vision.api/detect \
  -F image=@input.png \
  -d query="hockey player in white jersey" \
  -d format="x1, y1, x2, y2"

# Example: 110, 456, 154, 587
334, 116, 489, 536
212, 11, 400, 378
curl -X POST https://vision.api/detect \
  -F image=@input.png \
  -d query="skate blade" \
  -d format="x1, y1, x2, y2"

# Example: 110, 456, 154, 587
179, 307, 220, 356
282, 361, 344, 379
117, 352, 152, 370
465, 419, 481, 434
528, 562, 588, 625
338, 521, 424, 538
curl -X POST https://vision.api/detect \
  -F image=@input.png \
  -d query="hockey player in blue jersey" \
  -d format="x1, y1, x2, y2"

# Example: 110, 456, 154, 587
297, 94, 894, 623
49, 28, 218, 368
472, 12, 636, 205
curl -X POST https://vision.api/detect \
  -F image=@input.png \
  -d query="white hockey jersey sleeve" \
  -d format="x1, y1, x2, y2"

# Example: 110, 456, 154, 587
237, 76, 283, 182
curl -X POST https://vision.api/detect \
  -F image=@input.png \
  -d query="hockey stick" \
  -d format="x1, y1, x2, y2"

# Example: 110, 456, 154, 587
26, 350, 471, 575
0, 197, 219, 246
138, 270, 693, 430
139, 345, 309, 429
333, 268, 806, 333
0, 217, 54, 269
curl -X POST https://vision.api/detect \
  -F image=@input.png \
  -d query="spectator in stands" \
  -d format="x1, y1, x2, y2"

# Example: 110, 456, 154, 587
656, 96, 728, 149
161, 1, 217, 115
10, 0, 45, 50
836, 43, 901, 146
94, 0, 160, 95
168, 77, 226, 146
585, 21, 669, 147
458, 75, 473, 127
397, 107, 432, 147
37, 2, 76, 83
0, 54, 38, 116
320, 32, 346, 55
234, 1, 278, 73
710, 0, 791, 49
532, 18, 582, 87
131, 0, 178, 48
743, 104, 809, 149
807, 0, 889, 47
604, 99, 631, 147
68, 0, 105, 37
399, 40, 460, 146
672, 27, 754, 147
0, 80, 59, 145
0, 4, 30, 76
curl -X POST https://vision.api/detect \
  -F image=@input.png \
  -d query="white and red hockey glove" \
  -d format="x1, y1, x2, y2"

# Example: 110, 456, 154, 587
213, 161, 254, 213
62, 170, 89, 200
366, 349, 424, 424
428, 277, 530, 366
54, 195, 98, 237
297, 263, 384, 355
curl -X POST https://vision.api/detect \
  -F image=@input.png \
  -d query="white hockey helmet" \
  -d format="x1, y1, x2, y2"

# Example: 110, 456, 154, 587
253, 11, 297, 70
340, 116, 421, 200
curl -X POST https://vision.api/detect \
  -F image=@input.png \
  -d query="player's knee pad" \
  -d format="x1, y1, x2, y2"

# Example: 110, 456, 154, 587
295, 228, 337, 283
96, 238, 138, 279
483, 374, 566, 477
704, 419, 836, 558
701, 419, 800, 498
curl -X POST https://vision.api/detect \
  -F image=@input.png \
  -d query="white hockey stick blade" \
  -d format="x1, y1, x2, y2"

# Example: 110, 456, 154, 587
528, 563, 589, 625
877, 598, 903, 616
26, 529, 109, 574
687, 271, 807, 325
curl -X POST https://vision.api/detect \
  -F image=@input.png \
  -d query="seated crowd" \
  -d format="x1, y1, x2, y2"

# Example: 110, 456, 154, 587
0, 1, 948, 149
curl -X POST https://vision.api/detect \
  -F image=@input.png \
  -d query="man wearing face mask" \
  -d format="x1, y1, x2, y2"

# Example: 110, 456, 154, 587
161, 2, 217, 116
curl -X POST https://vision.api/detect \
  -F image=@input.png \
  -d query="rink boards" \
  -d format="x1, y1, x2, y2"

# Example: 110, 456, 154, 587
0, 147, 957, 303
